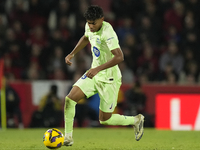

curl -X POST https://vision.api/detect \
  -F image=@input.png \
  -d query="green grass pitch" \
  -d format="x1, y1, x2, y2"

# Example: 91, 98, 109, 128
0, 128, 199, 150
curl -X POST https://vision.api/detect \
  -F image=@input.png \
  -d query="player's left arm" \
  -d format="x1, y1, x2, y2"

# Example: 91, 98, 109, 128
86, 48, 124, 79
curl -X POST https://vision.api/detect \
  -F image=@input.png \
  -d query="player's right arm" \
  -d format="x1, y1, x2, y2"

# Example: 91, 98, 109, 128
65, 35, 89, 66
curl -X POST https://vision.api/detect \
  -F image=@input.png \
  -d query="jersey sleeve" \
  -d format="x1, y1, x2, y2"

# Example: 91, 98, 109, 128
103, 24, 120, 51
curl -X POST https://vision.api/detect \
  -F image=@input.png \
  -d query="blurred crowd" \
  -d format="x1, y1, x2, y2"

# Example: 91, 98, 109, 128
0, 0, 200, 85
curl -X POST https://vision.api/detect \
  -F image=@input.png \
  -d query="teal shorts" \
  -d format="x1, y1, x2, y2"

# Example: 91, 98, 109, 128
74, 74, 121, 113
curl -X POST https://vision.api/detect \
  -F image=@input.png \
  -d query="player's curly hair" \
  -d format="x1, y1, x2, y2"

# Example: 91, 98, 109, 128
84, 5, 104, 21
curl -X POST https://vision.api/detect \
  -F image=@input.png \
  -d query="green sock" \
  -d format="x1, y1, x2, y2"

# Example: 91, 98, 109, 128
100, 114, 134, 126
64, 96, 77, 136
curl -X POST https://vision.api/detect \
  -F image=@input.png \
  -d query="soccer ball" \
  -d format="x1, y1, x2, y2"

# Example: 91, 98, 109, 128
43, 128, 64, 149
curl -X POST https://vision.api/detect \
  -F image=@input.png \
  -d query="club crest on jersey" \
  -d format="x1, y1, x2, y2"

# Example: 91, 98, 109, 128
93, 46, 100, 57
96, 38, 101, 44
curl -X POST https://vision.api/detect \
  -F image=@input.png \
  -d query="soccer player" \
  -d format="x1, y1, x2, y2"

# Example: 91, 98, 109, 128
63, 5, 144, 146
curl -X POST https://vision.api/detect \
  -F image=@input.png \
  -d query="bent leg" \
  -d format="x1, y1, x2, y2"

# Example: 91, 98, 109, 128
99, 109, 112, 121
99, 109, 145, 141
99, 109, 135, 126
97, 80, 135, 126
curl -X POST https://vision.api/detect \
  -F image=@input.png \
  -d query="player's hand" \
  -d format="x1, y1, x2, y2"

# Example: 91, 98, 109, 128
86, 68, 100, 79
65, 54, 74, 66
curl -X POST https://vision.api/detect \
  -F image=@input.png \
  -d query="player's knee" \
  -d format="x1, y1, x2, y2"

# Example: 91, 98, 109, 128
67, 86, 85, 102
65, 96, 76, 107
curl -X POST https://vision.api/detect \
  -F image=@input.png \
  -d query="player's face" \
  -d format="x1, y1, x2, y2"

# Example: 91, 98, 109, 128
87, 17, 104, 32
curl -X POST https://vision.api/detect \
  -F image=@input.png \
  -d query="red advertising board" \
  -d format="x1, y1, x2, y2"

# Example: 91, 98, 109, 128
156, 94, 200, 130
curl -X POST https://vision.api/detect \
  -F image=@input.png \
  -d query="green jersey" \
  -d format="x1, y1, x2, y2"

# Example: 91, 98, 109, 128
84, 21, 122, 83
